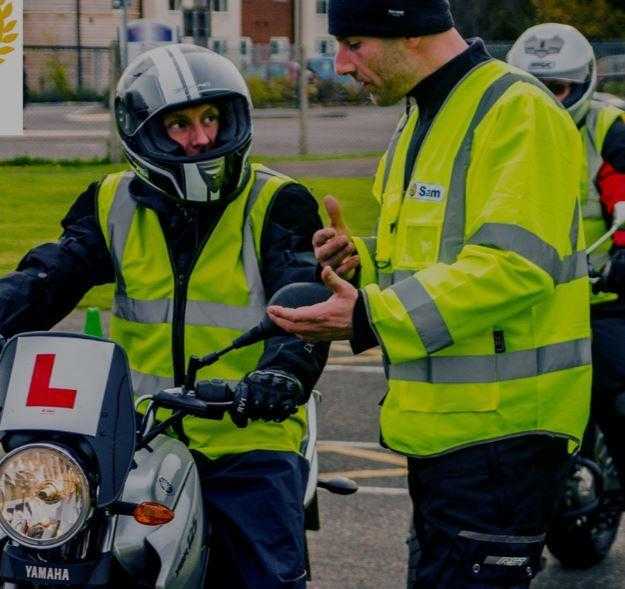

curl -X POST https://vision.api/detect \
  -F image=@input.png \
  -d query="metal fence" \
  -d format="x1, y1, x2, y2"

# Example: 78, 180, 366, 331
25, 46, 112, 103
7, 39, 625, 162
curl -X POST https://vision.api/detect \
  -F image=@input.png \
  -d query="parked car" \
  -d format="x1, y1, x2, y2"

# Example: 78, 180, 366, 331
306, 56, 365, 104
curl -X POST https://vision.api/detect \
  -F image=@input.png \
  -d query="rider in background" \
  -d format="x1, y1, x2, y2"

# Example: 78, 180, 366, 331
510, 23, 625, 489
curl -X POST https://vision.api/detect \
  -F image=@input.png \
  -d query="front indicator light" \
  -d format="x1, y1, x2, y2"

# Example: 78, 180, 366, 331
133, 501, 175, 526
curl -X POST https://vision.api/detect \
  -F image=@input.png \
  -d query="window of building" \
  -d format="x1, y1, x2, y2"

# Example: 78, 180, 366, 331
183, 9, 209, 38
211, 39, 228, 55
316, 0, 328, 14
240, 38, 251, 57
183, 10, 193, 36
212, 0, 228, 11
168, 0, 178, 10
269, 38, 291, 61
315, 37, 336, 56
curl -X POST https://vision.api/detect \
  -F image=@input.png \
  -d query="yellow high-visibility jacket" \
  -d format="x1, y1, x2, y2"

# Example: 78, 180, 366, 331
353, 60, 591, 458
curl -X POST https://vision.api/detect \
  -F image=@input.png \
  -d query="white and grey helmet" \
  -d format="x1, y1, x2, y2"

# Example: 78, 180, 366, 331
115, 44, 253, 204
507, 23, 597, 124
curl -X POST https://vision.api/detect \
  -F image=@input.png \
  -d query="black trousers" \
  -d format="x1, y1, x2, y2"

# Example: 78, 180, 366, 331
193, 450, 309, 589
590, 312, 625, 488
407, 435, 571, 588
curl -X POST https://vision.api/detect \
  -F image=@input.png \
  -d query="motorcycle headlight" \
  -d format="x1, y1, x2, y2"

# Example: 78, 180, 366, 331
0, 444, 91, 549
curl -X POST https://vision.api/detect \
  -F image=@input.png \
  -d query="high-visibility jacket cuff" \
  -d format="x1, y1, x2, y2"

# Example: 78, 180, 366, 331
353, 236, 378, 287
362, 283, 429, 364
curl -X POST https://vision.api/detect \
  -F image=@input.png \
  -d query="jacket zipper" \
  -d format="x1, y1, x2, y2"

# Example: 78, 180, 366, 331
165, 207, 212, 444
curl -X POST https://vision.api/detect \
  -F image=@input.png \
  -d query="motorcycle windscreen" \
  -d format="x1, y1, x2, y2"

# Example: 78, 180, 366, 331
0, 332, 136, 506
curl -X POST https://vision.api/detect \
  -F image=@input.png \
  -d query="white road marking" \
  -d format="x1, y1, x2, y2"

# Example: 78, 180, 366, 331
323, 365, 385, 374
318, 440, 383, 449
354, 486, 408, 496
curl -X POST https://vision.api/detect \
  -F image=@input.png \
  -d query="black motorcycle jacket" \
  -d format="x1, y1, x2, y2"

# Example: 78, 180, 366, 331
0, 174, 329, 393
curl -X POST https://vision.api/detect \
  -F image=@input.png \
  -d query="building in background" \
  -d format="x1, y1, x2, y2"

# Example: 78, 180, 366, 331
23, 0, 333, 97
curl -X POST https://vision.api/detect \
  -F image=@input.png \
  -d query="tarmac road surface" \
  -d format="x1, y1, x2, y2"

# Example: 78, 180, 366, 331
53, 313, 625, 588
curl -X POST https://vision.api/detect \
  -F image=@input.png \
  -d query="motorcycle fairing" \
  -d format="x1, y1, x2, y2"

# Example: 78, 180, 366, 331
0, 332, 136, 506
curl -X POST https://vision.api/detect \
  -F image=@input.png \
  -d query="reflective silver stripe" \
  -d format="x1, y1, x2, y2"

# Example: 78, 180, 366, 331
168, 45, 201, 101
583, 198, 603, 219
468, 223, 588, 284
152, 46, 187, 104
382, 112, 410, 194
114, 295, 173, 323
390, 277, 452, 353
131, 369, 175, 396
242, 171, 276, 310
570, 199, 580, 253
379, 272, 394, 289
107, 173, 136, 297
582, 106, 603, 218
360, 236, 377, 261
389, 338, 591, 383
458, 530, 545, 544
440, 73, 541, 263
186, 300, 264, 329
393, 270, 413, 283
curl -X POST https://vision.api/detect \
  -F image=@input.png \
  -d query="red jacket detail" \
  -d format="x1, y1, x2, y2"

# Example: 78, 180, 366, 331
596, 161, 625, 247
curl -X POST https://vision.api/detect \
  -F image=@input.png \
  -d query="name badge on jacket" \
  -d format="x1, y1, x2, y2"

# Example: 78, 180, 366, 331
408, 182, 446, 202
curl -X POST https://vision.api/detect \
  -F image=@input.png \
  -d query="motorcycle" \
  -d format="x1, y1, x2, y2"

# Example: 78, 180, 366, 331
0, 283, 357, 588
545, 203, 625, 568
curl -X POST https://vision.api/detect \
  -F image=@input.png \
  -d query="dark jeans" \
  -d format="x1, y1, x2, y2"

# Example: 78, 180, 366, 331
192, 449, 309, 589
590, 313, 625, 487
407, 435, 571, 588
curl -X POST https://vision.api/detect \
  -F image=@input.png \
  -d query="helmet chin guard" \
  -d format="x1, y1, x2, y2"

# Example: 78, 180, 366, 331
184, 159, 226, 203
507, 23, 597, 124
115, 44, 254, 204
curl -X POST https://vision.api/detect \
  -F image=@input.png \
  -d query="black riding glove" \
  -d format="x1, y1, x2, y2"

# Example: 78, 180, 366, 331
596, 249, 625, 294
230, 369, 305, 428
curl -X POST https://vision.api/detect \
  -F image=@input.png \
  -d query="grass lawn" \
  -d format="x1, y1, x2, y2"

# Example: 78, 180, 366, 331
0, 165, 378, 310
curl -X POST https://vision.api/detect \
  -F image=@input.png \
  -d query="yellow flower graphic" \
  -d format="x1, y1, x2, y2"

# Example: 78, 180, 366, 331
0, 0, 17, 65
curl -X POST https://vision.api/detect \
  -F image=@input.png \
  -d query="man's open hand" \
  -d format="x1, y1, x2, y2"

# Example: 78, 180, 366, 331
267, 266, 358, 342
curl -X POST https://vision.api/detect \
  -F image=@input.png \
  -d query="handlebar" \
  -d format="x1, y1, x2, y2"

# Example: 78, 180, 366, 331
153, 379, 235, 419
136, 379, 236, 449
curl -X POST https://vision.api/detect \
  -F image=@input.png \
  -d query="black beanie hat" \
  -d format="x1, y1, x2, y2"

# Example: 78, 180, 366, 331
329, 0, 454, 39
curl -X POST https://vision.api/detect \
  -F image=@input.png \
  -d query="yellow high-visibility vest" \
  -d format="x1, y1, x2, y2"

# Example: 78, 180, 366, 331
97, 164, 307, 459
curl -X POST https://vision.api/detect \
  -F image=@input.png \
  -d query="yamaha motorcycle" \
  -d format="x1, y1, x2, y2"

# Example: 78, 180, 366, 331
0, 283, 356, 588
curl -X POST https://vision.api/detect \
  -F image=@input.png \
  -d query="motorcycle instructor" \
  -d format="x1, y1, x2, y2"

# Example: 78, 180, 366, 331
0, 45, 328, 588
268, 1, 591, 587
508, 23, 625, 491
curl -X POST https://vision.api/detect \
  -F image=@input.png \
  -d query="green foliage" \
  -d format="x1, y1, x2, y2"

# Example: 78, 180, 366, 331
531, 0, 625, 39
247, 75, 297, 107
451, 0, 536, 40
0, 164, 377, 310
600, 80, 625, 97
28, 87, 107, 103
46, 58, 73, 100
451, 0, 625, 40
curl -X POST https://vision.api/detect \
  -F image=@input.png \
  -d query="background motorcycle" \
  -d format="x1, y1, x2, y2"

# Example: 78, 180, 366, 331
407, 205, 625, 584
0, 283, 356, 588
545, 203, 625, 568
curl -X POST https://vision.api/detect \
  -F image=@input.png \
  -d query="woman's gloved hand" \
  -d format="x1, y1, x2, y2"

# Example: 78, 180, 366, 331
596, 249, 625, 294
230, 369, 305, 428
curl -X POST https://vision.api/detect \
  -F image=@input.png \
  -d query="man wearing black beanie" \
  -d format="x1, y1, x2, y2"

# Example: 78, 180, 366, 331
268, 2, 591, 587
